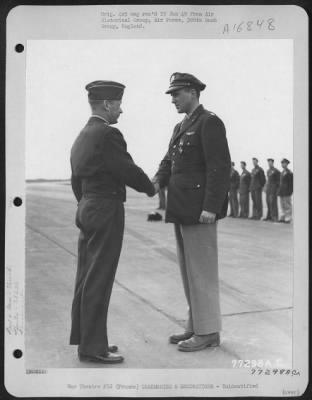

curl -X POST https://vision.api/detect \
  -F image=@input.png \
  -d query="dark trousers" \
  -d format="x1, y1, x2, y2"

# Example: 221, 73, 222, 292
229, 190, 239, 217
239, 192, 250, 217
251, 189, 263, 219
266, 190, 278, 221
70, 196, 125, 355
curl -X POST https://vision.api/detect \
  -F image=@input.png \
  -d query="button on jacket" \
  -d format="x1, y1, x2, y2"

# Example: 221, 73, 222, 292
154, 105, 231, 224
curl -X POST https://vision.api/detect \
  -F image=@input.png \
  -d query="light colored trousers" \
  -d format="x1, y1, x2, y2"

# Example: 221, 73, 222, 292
279, 196, 292, 221
174, 223, 222, 335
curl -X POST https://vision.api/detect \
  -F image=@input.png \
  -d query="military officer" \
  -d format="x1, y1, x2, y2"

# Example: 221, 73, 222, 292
70, 80, 155, 364
278, 158, 293, 223
228, 162, 240, 217
249, 157, 266, 220
263, 158, 281, 222
238, 161, 251, 218
153, 72, 231, 352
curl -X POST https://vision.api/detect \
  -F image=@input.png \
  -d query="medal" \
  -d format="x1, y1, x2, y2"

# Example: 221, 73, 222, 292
178, 139, 184, 154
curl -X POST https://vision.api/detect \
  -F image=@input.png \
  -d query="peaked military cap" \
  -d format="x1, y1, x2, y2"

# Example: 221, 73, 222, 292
165, 72, 206, 94
86, 80, 125, 100
267, 158, 274, 162
281, 158, 290, 164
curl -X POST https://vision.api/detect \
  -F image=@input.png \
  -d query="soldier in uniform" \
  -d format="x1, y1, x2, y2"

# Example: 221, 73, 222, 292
278, 158, 293, 223
153, 73, 231, 352
238, 161, 251, 218
70, 81, 155, 363
228, 162, 240, 217
263, 158, 281, 222
249, 157, 266, 220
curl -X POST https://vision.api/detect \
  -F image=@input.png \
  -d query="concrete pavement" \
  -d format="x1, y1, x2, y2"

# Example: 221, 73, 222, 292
25, 182, 293, 369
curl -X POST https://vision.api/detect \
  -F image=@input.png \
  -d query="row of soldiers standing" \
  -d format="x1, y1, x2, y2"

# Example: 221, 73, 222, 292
229, 157, 293, 223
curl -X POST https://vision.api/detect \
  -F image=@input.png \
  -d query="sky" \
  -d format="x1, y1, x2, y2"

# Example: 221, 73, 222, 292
25, 39, 293, 179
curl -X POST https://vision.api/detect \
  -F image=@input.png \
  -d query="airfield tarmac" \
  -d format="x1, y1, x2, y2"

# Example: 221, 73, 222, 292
25, 181, 293, 369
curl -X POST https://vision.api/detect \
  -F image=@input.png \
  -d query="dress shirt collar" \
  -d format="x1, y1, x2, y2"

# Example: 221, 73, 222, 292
91, 114, 110, 124
186, 104, 202, 119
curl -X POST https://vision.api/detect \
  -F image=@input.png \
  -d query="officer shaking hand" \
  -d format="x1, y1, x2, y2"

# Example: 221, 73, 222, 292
153, 72, 231, 352
69, 81, 155, 365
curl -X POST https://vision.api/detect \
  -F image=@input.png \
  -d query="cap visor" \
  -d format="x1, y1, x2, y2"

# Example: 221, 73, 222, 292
165, 85, 187, 94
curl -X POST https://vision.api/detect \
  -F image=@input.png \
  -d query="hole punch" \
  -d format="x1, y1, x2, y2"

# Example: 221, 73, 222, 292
15, 44, 24, 53
13, 197, 22, 207
13, 349, 23, 359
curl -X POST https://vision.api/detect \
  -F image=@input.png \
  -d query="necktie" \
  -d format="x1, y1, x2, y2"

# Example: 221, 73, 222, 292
179, 116, 188, 132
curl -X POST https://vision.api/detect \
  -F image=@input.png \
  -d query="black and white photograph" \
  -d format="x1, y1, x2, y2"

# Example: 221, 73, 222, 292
5, 4, 309, 397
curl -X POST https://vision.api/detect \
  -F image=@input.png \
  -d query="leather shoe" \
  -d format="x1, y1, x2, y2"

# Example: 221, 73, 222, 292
78, 352, 124, 364
108, 344, 118, 353
169, 331, 193, 344
78, 344, 118, 354
178, 333, 220, 352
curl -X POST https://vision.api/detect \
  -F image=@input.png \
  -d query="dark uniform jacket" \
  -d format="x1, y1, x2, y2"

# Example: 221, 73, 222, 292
278, 169, 293, 197
229, 169, 240, 192
239, 170, 251, 194
153, 105, 231, 225
250, 166, 266, 191
266, 167, 281, 194
71, 117, 155, 202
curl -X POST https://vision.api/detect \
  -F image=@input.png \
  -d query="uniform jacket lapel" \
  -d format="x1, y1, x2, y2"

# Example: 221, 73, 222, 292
170, 105, 204, 145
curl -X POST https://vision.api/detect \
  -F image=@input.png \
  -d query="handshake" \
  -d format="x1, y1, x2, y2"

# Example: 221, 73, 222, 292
153, 182, 160, 195
146, 178, 160, 197
147, 180, 163, 222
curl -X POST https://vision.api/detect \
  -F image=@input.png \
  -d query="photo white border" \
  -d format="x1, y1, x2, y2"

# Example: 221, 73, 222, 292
5, 4, 309, 397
